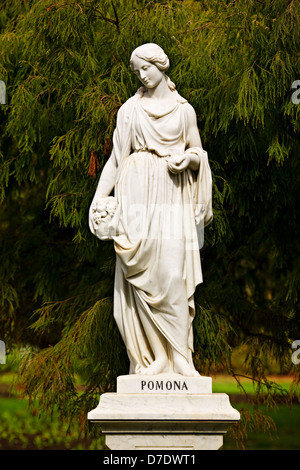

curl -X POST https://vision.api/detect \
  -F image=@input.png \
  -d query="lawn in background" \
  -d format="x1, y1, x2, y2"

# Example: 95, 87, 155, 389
0, 369, 105, 450
212, 374, 300, 450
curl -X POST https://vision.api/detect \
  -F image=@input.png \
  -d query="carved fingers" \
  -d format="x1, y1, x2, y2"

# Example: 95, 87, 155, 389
167, 153, 191, 174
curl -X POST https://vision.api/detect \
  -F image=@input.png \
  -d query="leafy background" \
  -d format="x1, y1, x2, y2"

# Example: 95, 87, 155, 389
0, 0, 299, 448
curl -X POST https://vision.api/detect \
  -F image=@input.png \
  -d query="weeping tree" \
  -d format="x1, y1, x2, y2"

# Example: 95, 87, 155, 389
0, 0, 299, 445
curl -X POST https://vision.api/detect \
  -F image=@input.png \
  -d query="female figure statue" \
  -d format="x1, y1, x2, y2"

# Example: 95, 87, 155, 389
89, 43, 213, 377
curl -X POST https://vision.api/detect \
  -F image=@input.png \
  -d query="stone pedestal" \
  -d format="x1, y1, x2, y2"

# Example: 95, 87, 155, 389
88, 374, 240, 450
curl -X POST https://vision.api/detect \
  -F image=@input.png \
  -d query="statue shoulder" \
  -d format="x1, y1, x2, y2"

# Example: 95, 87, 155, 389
181, 100, 196, 114
181, 101, 198, 125
117, 95, 139, 118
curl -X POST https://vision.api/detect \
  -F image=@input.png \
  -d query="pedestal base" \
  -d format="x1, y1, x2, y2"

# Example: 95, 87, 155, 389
106, 434, 223, 451
88, 374, 240, 450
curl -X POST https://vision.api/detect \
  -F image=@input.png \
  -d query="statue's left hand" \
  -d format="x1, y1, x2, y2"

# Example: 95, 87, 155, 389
168, 153, 191, 174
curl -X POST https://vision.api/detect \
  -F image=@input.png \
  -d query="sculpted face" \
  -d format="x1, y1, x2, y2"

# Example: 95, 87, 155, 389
131, 56, 164, 89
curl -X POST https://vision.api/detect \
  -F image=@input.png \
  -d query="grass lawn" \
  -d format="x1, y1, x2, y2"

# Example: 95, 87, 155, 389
226, 403, 300, 450
0, 371, 104, 450
0, 370, 299, 450
222, 402, 300, 450
0, 394, 104, 450
213, 374, 300, 450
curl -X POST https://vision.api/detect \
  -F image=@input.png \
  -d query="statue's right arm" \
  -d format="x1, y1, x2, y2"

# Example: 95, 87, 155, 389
90, 96, 133, 206
92, 155, 117, 201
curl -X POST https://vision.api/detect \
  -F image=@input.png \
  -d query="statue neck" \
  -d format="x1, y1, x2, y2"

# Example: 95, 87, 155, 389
144, 75, 173, 101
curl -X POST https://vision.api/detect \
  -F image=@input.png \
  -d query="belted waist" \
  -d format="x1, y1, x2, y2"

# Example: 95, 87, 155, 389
132, 149, 173, 158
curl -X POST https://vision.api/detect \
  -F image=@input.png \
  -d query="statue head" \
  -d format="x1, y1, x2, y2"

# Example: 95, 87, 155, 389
130, 43, 176, 91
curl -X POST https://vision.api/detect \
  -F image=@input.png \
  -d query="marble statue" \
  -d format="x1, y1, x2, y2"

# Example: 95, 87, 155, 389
89, 43, 213, 377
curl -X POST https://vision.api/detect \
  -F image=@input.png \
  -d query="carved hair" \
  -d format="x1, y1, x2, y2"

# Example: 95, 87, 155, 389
130, 43, 176, 91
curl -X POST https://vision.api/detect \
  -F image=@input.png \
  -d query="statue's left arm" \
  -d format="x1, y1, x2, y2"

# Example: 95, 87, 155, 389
184, 104, 213, 230
184, 102, 203, 170
168, 103, 202, 173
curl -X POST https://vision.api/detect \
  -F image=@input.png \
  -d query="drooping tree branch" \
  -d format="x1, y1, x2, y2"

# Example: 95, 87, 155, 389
94, 1, 120, 32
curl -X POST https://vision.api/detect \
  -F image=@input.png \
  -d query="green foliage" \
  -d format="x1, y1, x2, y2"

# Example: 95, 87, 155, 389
0, 0, 300, 446
0, 389, 104, 449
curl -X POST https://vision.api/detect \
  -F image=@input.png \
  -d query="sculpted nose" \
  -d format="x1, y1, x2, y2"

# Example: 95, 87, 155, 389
140, 70, 147, 80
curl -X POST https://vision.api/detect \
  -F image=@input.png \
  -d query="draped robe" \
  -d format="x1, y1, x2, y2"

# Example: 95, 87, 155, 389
96, 89, 212, 374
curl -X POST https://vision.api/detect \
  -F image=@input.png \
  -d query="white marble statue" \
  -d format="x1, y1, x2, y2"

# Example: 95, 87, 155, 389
89, 43, 213, 377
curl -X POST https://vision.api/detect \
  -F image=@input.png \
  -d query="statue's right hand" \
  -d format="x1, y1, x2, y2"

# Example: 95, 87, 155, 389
89, 196, 117, 240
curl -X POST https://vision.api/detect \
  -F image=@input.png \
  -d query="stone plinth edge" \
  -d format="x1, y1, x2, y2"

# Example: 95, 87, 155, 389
88, 392, 240, 424
87, 375, 240, 450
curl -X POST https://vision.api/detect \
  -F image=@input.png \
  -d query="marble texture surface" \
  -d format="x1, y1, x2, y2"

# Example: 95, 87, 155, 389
88, 391, 239, 422
89, 43, 213, 377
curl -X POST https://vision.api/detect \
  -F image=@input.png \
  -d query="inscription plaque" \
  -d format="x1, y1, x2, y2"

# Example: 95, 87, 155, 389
117, 374, 212, 394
